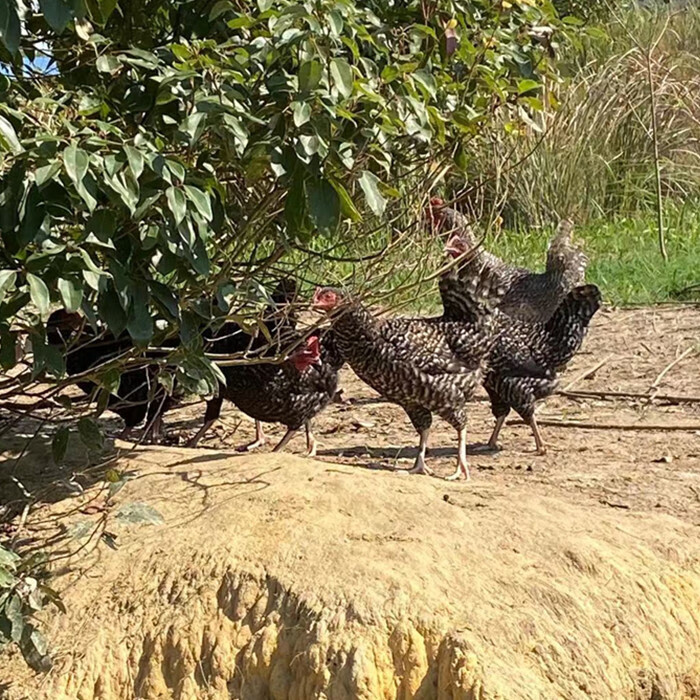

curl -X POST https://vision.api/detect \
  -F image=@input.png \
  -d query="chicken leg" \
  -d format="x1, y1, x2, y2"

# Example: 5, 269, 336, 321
304, 422, 318, 457
408, 428, 433, 475
272, 426, 298, 453
445, 426, 470, 480
486, 415, 507, 451
528, 415, 547, 455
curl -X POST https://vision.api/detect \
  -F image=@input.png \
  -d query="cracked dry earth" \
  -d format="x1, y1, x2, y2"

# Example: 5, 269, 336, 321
3, 305, 700, 700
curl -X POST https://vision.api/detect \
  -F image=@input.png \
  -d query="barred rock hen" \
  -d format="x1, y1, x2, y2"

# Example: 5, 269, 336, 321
483, 285, 601, 453
429, 198, 587, 322
193, 333, 342, 455
440, 230, 601, 453
47, 310, 174, 440
188, 279, 300, 448
313, 270, 505, 480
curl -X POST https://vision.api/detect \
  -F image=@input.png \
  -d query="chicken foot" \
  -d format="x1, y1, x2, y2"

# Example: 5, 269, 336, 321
237, 420, 267, 452
445, 427, 470, 481
408, 428, 433, 475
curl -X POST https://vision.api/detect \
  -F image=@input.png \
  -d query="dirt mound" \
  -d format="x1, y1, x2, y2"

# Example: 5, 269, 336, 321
4, 447, 700, 699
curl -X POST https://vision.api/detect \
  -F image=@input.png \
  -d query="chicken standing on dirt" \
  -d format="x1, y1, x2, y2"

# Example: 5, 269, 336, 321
196, 334, 342, 456
312, 269, 504, 480
483, 285, 602, 454
440, 232, 602, 454
429, 198, 588, 322
188, 279, 300, 448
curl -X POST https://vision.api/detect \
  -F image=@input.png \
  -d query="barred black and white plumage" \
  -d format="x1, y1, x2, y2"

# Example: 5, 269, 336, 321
430, 200, 588, 322
197, 332, 343, 455
483, 284, 602, 453
189, 278, 303, 448
313, 271, 505, 480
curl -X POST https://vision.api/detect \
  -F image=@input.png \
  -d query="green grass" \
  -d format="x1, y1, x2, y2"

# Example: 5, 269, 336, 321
488, 209, 700, 307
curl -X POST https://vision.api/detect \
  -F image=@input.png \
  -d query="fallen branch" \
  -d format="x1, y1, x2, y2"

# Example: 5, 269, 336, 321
649, 346, 697, 391
507, 418, 700, 432
561, 354, 614, 393
558, 389, 700, 404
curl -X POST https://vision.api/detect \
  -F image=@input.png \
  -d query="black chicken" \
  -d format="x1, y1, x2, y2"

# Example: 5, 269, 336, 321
440, 231, 602, 454
429, 198, 588, 322
312, 268, 505, 480
47, 310, 175, 440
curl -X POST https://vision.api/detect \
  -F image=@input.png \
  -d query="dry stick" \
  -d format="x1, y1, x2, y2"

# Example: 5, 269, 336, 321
560, 354, 614, 393
559, 388, 700, 404
649, 346, 697, 392
507, 418, 700, 432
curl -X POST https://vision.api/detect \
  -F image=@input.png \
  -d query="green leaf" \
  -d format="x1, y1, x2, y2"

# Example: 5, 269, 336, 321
0, 327, 17, 371
35, 162, 61, 187
358, 171, 386, 217
39, 0, 74, 32
97, 287, 127, 336
292, 101, 311, 127
183, 186, 212, 222
306, 179, 340, 234
0, 270, 17, 306
5, 595, 23, 643
95, 54, 120, 73
0, 545, 20, 569
126, 280, 153, 346
330, 58, 353, 98
57, 278, 83, 313
26, 274, 50, 318
77, 416, 104, 451
0, 116, 23, 155
180, 112, 206, 146
298, 59, 322, 92
52, 427, 70, 464
124, 146, 144, 180
413, 70, 437, 99
328, 10, 343, 36
0, 1, 21, 55
63, 144, 89, 185
330, 180, 361, 222
114, 502, 164, 525
0, 567, 16, 588
166, 187, 187, 225
517, 79, 540, 95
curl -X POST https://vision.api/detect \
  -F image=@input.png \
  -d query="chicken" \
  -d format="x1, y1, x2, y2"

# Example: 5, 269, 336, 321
188, 279, 300, 448
439, 232, 601, 454
194, 333, 342, 455
429, 198, 588, 322
312, 267, 505, 480
47, 310, 175, 441
483, 285, 601, 454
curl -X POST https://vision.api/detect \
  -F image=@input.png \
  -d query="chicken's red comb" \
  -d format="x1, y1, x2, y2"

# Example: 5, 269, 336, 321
305, 335, 321, 354
430, 196, 444, 207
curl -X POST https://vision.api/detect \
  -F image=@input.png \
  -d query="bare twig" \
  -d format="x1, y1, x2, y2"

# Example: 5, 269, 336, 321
559, 388, 700, 404
649, 346, 697, 391
561, 355, 614, 392
507, 418, 700, 431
